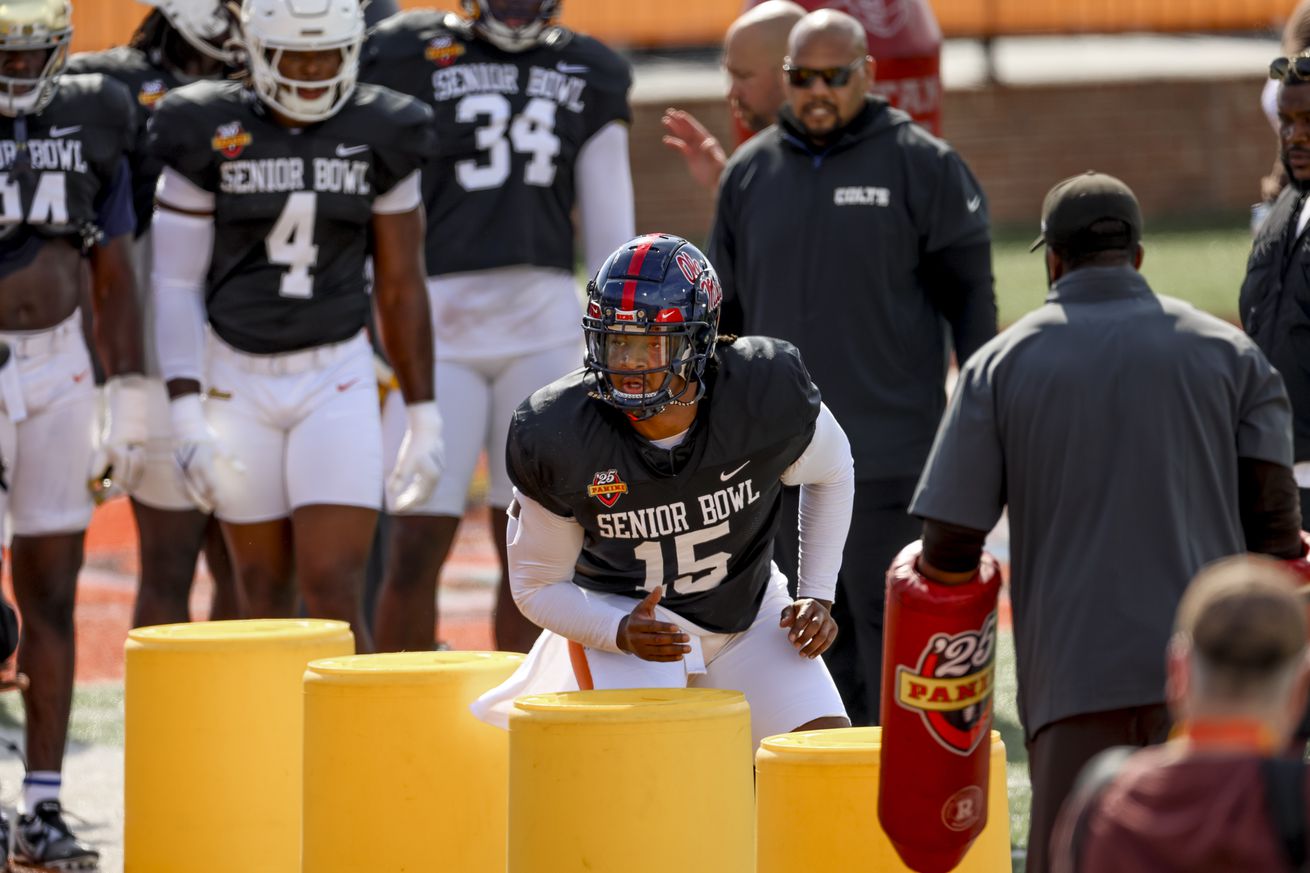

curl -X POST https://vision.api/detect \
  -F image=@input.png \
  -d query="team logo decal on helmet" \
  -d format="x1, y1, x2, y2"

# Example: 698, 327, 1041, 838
239, 0, 364, 123
894, 611, 997, 756
460, 0, 560, 53
584, 234, 722, 422
0, 0, 72, 117
587, 469, 627, 507
211, 121, 253, 158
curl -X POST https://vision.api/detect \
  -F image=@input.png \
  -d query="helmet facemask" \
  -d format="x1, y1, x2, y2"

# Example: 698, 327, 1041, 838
464, 0, 560, 53
0, 0, 72, 118
241, 0, 363, 123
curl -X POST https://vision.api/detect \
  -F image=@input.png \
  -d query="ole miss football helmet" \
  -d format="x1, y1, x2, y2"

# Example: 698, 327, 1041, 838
584, 234, 722, 421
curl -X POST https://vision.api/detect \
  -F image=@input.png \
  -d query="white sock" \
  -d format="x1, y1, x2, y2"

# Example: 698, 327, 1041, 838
22, 771, 60, 812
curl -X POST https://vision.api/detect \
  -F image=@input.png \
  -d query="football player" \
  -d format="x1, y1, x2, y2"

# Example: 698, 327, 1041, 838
0, 0, 147, 867
147, 0, 440, 652
475, 235, 853, 748
67, 0, 240, 630
361, 0, 635, 653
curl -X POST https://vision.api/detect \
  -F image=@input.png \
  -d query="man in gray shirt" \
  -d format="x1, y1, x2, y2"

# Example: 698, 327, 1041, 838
910, 172, 1302, 873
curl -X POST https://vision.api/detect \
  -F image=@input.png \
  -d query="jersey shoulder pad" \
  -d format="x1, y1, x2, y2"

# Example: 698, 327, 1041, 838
715, 336, 821, 432
347, 83, 435, 156
148, 80, 244, 178
351, 82, 433, 129
507, 368, 591, 510
366, 8, 451, 55
67, 46, 152, 79
552, 31, 632, 90
52, 73, 136, 135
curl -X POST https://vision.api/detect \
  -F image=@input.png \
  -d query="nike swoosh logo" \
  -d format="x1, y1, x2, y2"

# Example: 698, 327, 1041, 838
556, 61, 589, 74
966, 195, 981, 213
337, 378, 361, 392
49, 125, 82, 138
335, 144, 369, 158
720, 461, 750, 481
71, 369, 89, 383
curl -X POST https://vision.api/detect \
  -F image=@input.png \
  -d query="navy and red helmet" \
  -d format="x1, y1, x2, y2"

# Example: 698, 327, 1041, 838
584, 234, 723, 421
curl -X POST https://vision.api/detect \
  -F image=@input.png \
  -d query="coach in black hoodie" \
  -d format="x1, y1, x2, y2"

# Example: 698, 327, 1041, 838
707, 8, 995, 726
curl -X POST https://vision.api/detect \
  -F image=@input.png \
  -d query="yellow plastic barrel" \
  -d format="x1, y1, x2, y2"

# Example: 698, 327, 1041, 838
302, 651, 524, 873
756, 727, 1011, 873
509, 688, 754, 873
124, 619, 355, 873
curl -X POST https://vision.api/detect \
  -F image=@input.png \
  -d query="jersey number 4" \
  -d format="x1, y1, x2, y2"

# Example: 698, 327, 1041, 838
266, 191, 319, 299
455, 94, 561, 192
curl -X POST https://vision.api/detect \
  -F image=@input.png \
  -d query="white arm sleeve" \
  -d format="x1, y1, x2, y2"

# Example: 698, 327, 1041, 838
575, 120, 635, 276
781, 403, 855, 602
508, 489, 631, 653
151, 202, 213, 385
372, 170, 422, 214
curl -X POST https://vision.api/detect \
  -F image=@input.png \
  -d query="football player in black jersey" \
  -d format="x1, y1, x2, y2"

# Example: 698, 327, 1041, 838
475, 235, 853, 747
148, 0, 440, 652
68, 0, 241, 633
0, 0, 147, 866
361, 0, 635, 654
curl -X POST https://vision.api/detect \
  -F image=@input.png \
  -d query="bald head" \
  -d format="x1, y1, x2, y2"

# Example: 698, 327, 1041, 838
723, 1, 806, 133
784, 9, 873, 143
788, 8, 867, 59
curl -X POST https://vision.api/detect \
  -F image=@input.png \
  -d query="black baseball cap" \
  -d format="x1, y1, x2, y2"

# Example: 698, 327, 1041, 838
1029, 171, 1143, 254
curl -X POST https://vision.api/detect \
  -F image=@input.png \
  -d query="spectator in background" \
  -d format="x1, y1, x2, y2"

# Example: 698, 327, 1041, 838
661, 0, 804, 191
1256, 0, 1310, 230
707, 8, 995, 727
1051, 556, 1310, 873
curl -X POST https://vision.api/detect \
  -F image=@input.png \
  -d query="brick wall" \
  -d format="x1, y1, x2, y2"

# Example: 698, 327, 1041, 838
628, 75, 1275, 242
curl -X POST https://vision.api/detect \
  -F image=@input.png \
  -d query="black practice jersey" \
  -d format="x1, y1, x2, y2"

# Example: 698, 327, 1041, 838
361, 11, 631, 276
0, 73, 136, 256
68, 46, 186, 238
507, 337, 820, 633
147, 80, 434, 354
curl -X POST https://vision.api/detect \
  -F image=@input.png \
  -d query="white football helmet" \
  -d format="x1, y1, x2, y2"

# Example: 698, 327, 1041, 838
0, 0, 73, 117
137, 0, 234, 63
240, 0, 363, 123
461, 0, 560, 53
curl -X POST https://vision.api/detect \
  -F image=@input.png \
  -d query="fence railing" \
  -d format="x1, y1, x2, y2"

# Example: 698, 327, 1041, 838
69, 0, 1297, 56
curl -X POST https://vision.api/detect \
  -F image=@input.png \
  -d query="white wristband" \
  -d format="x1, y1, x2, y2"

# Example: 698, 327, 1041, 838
406, 400, 442, 436
105, 374, 149, 442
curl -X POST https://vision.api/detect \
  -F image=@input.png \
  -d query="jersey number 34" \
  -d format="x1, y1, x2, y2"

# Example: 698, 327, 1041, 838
455, 94, 561, 192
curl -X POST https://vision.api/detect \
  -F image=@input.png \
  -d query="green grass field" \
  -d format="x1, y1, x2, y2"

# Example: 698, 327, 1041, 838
994, 214, 1254, 326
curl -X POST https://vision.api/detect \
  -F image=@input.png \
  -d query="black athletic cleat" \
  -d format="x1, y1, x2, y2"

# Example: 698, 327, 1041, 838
10, 801, 98, 871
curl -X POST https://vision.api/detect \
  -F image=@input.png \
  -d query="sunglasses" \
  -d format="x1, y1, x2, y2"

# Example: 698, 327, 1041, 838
783, 57, 868, 89
1271, 54, 1310, 83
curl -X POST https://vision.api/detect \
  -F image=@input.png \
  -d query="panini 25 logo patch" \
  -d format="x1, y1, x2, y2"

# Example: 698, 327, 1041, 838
587, 469, 628, 508
895, 611, 996, 756
211, 121, 252, 159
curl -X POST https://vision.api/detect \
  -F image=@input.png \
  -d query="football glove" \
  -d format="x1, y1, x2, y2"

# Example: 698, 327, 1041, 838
387, 401, 445, 512
169, 393, 240, 514
87, 375, 149, 503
